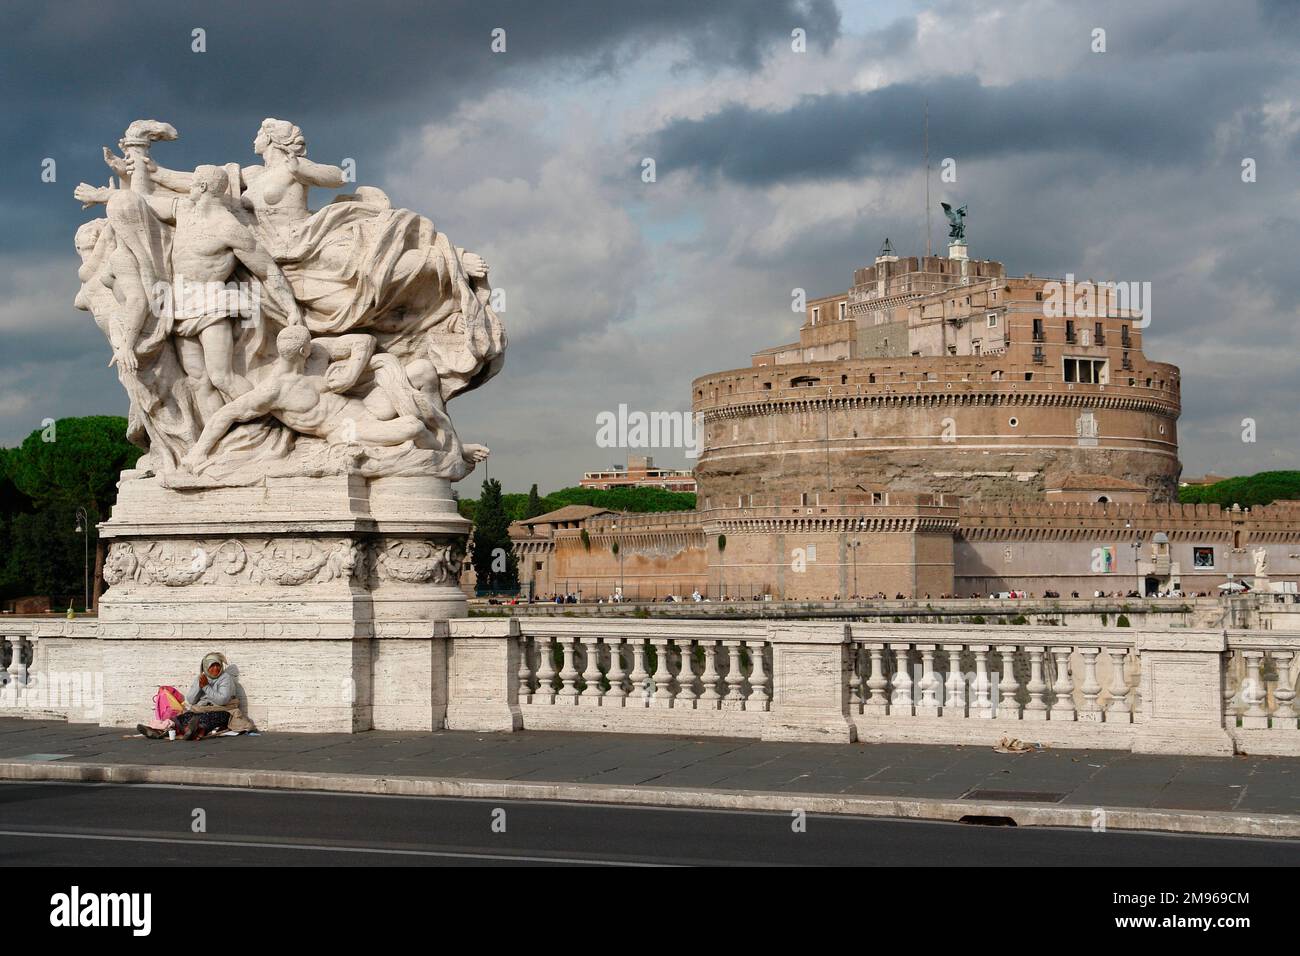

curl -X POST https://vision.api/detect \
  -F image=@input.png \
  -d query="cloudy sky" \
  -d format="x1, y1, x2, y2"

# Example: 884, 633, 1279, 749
2, 0, 1297, 491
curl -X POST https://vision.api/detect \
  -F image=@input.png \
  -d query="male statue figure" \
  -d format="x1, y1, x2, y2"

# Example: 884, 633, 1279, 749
76, 165, 302, 418
181, 325, 436, 473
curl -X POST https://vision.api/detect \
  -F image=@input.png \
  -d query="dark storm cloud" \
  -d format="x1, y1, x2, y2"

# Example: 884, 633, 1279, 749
645, 61, 1282, 186
0, 0, 840, 254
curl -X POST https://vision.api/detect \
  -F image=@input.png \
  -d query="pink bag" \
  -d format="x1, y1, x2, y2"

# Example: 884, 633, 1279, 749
154, 686, 186, 722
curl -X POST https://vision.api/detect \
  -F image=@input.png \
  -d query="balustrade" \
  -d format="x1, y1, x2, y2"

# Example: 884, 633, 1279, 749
516, 629, 772, 716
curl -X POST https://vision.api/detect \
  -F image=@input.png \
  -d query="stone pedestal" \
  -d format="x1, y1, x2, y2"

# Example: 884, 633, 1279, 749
97, 471, 468, 732
761, 622, 857, 742
1132, 630, 1235, 756
445, 618, 523, 732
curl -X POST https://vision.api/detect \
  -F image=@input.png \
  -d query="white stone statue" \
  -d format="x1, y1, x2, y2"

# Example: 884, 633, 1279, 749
1253, 547, 1269, 578
74, 118, 505, 488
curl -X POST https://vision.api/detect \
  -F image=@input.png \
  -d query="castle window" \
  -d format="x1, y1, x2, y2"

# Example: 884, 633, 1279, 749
812, 307, 820, 325
838, 302, 847, 320
987, 313, 998, 328
1035, 291, 1044, 301
1024, 372, 1033, 381
1193, 547, 1215, 569
868, 374, 876, 384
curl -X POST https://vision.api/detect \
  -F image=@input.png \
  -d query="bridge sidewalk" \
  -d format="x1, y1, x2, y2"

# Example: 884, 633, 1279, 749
0, 718, 1296, 838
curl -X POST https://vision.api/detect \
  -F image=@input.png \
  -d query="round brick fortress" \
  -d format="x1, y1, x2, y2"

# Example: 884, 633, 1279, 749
692, 356, 1181, 503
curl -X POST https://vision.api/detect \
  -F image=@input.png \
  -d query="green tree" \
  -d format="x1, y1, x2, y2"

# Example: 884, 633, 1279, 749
471, 478, 518, 592
7, 416, 141, 514
523, 483, 546, 519
3, 416, 141, 608
1179, 471, 1300, 509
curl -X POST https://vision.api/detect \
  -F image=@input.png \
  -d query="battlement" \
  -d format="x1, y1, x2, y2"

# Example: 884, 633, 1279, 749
957, 498, 1300, 536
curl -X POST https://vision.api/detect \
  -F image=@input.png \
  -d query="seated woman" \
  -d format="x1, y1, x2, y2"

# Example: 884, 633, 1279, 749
172, 653, 236, 740
137, 653, 247, 740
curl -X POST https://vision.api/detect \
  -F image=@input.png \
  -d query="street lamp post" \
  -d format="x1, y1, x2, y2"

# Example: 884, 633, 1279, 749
849, 520, 865, 599
74, 506, 89, 613
612, 522, 624, 602
1126, 521, 1144, 597
849, 539, 861, 599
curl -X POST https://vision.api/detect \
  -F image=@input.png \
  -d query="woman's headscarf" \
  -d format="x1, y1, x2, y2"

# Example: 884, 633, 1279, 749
200, 652, 227, 677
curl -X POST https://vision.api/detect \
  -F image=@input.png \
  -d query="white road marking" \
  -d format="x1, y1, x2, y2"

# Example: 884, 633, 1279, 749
0, 828, 670, 866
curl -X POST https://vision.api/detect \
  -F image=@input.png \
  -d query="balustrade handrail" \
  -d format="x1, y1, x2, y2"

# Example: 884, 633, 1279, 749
848, 621, 1147, 647
1224, 629, 1300, 649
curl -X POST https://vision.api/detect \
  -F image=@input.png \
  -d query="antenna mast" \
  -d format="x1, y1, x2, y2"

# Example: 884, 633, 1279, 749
924, 98, 931, 257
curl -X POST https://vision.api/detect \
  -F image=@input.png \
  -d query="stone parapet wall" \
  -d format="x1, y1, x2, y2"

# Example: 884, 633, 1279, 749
4, 615, 1296, 755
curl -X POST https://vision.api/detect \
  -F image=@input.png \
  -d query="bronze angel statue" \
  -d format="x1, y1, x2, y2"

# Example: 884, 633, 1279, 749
940, 201, 967, 242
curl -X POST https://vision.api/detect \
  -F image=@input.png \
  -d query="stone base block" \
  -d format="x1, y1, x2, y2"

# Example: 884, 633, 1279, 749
94, 473, 468, 733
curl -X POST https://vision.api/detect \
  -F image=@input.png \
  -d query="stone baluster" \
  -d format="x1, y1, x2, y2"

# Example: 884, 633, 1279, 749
916, 645, 940, 716
628, 639, 651, 707
699, 641, 723, 707
1076, 646, 1103, 721
1271, 651, 1296, 729
1240, 650, 1269, 729
1049, 646, 1075, 722
517, 635, 533, 702
675, 640, 697, 708
995, 645, 1019, 719
1024, 647, 1048, 720
889, 643, 913, 717
942, 644, 965, 718
650, 638, 675, 708
971, 645, 993, 718
1223, 649, 1240, 720
5, 635, 27, 687
533, 635, 557, 704
605, 639, 628, 706
1105, 646, 1132, 720
746, 641, 770, 710
558, 636, 581, 703
848, 642, 864, 709
579, 637, 604, 706
721, 640, 746, 710
864, 643, 889, 716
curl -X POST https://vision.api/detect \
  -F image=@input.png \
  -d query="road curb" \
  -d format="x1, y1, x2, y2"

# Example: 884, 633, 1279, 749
1, 759, 1296, 839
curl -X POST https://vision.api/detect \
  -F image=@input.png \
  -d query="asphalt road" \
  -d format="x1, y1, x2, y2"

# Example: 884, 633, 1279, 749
1, 781, 1297, 866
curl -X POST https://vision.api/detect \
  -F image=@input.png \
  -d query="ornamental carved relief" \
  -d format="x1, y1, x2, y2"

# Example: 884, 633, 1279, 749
102, 538, 360, 587
374, 539, 465, 585
102, 536, 464, 588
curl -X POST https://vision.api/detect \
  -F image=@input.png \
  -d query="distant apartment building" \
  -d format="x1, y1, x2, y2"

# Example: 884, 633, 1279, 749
580, 455, 696, 493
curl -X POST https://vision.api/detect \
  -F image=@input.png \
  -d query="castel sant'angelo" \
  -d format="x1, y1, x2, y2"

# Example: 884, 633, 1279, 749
512, 222, 1300, 601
